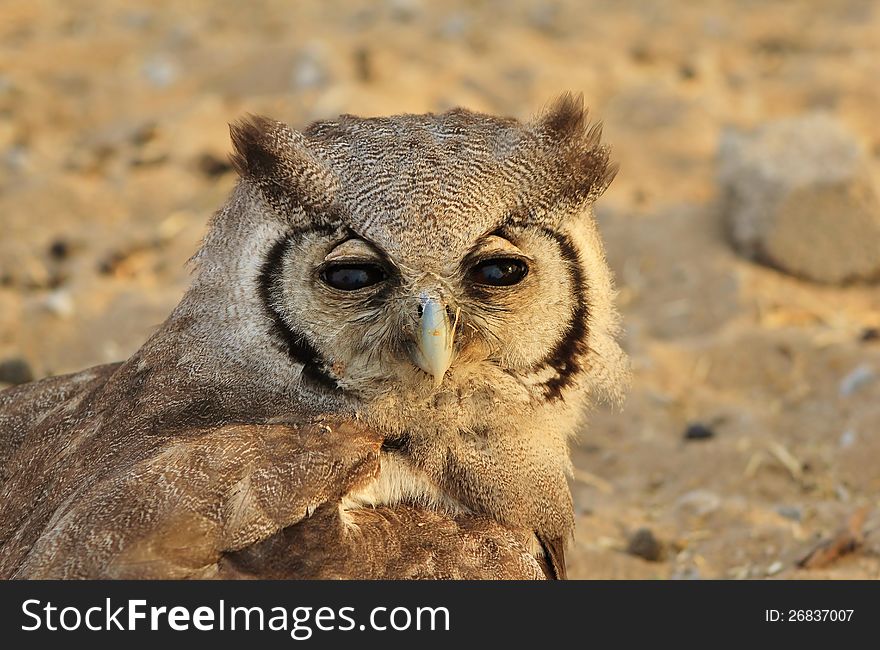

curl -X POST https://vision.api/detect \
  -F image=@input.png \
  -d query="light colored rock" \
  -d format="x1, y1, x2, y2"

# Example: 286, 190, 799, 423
839, 363, 875, 397
675, 489, 722, 517
43, 290, 75, 318
718, 113, 880, 284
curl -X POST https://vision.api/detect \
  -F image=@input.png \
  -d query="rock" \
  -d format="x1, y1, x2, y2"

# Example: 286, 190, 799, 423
838, 430, 857, 449
626, 528, 665, 562
670, 566, 701, 580
775, 505, 803, 521
0, 357, 34, 385
291, 45, 330, 90
860, 327, 880, 343
839, 363, 875, 397
683, 422, 715, 441
675, 489, 722, 517
43, 290, 75, 318
195, 152, 233, 178
718, 113, 880, 284
678, 62, 698, 81
48, 239, 70, 261
141, 55, 178, 88
766, 561, 784, 576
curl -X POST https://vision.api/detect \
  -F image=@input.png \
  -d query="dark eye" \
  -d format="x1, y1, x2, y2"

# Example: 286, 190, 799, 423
468, 257, 529, 287
321, 263, 387, 291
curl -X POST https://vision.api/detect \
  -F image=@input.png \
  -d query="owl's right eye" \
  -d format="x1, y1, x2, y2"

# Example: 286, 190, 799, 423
320, 263, 387, 291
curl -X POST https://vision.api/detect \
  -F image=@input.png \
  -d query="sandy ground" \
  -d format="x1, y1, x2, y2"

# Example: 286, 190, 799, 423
1, 0, 879, 578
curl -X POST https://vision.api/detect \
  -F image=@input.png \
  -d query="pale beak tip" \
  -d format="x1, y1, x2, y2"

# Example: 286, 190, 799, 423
413, 295, 456, 388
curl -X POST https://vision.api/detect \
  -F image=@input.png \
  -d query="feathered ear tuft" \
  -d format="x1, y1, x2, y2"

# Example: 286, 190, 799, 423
229, 114, 286, 180
228, 115, 338, 218
532, 93, 618, 212
539, 92, 588, 145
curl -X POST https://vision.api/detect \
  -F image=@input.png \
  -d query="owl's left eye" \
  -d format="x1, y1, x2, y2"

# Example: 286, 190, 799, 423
321, 263, 387, 291
468, 257, 529, 287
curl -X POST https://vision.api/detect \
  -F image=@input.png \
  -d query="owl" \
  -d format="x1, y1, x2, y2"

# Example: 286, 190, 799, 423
0, 94, 627, 579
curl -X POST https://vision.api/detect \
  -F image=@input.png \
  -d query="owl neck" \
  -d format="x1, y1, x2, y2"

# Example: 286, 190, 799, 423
358, 397, 579, 544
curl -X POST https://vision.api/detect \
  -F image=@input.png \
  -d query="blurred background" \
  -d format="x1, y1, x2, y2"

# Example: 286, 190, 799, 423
1, 0, 879, 578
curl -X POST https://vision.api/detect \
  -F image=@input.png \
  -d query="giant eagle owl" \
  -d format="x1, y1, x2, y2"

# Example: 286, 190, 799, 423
0, 94, 627, 579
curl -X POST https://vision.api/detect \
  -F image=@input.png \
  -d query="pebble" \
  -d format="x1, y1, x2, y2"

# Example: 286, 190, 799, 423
142, 55, 177, 88
48, 239, 70, 261
670, 566, 701, 580
4, 143, 29, 172
839, 429, 857, 449
675, 489, 722, 517
860, 327, 880, 342
718, 113, 880, 284
43, 290, 75, 318
291, 46, 330, 90
775, 505, 803, 521
0, 357, 34, 385
626, 528, 665, 562
196, 152, 233, 177
683, 422, 716, 441
839, 363, 875, 397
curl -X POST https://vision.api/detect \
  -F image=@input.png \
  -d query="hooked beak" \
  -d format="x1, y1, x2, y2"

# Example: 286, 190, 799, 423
411, 292, 457, 387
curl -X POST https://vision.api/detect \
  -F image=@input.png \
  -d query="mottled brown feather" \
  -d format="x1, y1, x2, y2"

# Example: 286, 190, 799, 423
0, 363, 543, 579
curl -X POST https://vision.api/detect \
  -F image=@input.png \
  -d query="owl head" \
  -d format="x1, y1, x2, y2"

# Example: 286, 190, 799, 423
179, 94, 627, 443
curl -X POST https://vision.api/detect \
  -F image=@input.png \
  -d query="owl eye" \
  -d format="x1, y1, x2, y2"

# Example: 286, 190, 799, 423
321, 263, 387, 291
468, 257, 529, 287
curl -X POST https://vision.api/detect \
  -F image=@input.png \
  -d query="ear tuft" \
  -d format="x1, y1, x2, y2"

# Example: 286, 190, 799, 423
533, 93, 617, 210
229, 114, 287, 179
539, 92, 587, 144
227, 115, 337, 217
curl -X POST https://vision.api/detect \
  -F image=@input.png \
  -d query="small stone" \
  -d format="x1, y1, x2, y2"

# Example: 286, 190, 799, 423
48, 239, 70, 261
142, 55, 177, 88
0, 357, 34, 385
130, 123, 158, 147
291, 46, 330, 90
670, 566, 701, 580
676, 489, 722, 517
718, 114, 880, 284
684, 422, 715, 441
626, 527, 665, 562
860, 327, 880, 342
4, 143, 29, 172
839, 430, 857, 449
196, 152, 233, 178
839, 363, 875, 397
766, 561, 784, 576
629, 44, 653, 64
776, 505, 803, 521
678, 62, 698, 80
43, 290, 74, 318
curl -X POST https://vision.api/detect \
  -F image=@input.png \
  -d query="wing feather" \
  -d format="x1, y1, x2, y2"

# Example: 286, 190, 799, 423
1, 365, 547, 580
2, 416, 381, 578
